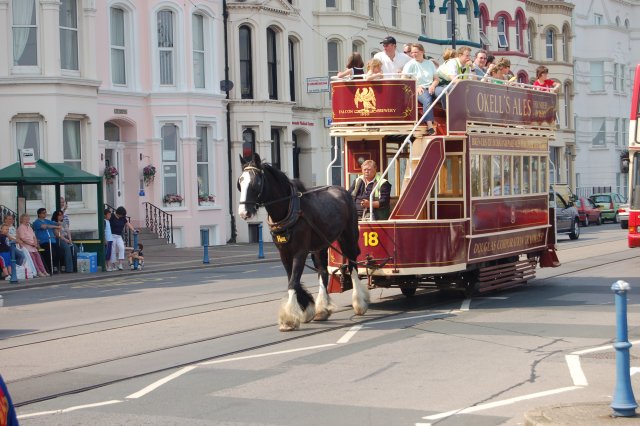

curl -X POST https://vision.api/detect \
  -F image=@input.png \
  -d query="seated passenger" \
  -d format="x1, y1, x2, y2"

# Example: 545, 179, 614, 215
365, 58, 384, 81
435, 46, 473, 108
533, 65, 560, 93
373, 36, 410, 75
402, 43, 439, 135
349, 160, 391, 220
336, 52, 365, 79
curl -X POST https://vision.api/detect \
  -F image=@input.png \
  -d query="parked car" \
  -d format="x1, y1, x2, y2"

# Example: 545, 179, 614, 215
551, 192, 580, 240
589, 192, 627, 223
574, 197, 602, 226
618, 204, 629, 229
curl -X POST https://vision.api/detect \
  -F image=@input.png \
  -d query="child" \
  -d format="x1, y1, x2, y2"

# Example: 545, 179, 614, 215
128, 243, 144, 270
104, 209, 116, 271
365, 58, 384, 80
533, 65, 560, 92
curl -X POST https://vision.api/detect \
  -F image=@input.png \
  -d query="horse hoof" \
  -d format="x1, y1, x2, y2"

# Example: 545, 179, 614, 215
279, 323, 297, 332
353, 304, 368, 316
303, 305, 316, 323
313, 310, 331, 321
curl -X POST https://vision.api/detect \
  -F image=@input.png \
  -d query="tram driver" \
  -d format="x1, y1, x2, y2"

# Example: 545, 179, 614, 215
349, 160, 392, 220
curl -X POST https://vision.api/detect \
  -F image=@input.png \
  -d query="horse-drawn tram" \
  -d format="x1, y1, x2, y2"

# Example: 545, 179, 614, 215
327, 76, 561, 296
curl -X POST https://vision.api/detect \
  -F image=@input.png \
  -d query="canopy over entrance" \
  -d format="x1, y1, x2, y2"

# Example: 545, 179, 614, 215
0, 159, 105, 270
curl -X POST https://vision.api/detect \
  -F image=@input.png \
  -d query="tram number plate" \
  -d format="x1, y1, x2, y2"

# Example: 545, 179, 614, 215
362, 232, 379, 247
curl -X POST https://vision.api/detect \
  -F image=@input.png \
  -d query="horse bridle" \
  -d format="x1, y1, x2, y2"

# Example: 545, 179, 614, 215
237, 165, 265, 207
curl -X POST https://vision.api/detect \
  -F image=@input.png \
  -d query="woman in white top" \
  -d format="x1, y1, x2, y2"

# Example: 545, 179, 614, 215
402, 43, 439, 135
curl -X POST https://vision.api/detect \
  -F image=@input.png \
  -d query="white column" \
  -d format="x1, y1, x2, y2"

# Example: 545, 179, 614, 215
0, 0, 9, 77
82, 0, 97, 79
40, 0, 61, 77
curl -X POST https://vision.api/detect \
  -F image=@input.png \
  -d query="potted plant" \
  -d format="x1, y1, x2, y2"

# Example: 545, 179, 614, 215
163, 193, 183, 206
104, 166, 118, 184
198, 194, 216, 206
143, 165, 156, 186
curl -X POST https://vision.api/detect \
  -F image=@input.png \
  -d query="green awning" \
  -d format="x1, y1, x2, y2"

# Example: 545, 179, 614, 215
0, 160, 101, 185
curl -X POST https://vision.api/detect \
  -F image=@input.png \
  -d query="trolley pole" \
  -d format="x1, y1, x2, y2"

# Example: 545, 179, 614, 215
201, 229, 210, 264
610, 280, 638, 417
257, 223, 265, 259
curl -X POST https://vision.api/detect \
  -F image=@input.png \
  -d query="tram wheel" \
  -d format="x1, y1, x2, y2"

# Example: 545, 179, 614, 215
401, 287, 417, 297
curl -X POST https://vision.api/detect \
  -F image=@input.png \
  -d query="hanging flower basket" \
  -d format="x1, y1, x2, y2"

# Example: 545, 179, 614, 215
143, 165, 156, 186
104, 166, 118, 184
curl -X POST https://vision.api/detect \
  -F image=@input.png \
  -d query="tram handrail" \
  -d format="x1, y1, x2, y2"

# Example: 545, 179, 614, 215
326, 136, 340, 185
366, 77, 459, 221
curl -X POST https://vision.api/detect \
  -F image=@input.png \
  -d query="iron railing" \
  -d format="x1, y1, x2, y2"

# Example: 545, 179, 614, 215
143, 202, 174, 244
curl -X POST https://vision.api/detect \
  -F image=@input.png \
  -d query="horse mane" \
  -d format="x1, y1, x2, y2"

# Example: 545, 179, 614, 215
261, 163, 306, 192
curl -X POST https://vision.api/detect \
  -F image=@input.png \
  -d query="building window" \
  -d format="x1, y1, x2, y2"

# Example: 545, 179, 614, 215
288, 38, 296, 102
158, 10, 175, 86
614, 118, 621, 146
614, 63, 620, 91
161, 124, 179, 197
351, 0, 355, 11
527, 20, 535, 58
271, 128, 281, 170
594, 14, 603, 25
625, 19, 630, 29
326, 0, 336, 7
196, 125, 212, 203
15, 118, 42, 200
12, 0, 38, 67
591, 118, 605, 146
192, 14, 205, 89
110, 7, 126, 85
239, 25, 253, 99
497, 16, 508, 49
369, 0, 375, 20
242, 128, 256, 160
465, 2, 472, 40
561, 28, 568, 62
622, 118, 629, 145
563, 82, 571, 128
515, 19, 521, 51
63, 119, 83, 201
590, 61, 604, 91
447, 7, 453, 39
391, 0, 398, 27
545, 29, 555, 60
267, 27, 278, 100
104, 121, 120, 141
328, 40, 339, 78
616, 17, 620, 27
420, 1, 427, 35
59, 0, 79, 71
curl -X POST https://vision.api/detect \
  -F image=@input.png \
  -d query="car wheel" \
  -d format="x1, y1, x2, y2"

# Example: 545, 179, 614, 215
569, 219, 580, 240
613, 213, 619, 223
583, 216, 589, 227
621, 220, 628, 230
596, 214, 602, 225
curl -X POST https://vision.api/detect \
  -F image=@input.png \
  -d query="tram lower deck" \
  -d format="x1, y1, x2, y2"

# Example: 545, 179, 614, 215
327, 78, 560, 295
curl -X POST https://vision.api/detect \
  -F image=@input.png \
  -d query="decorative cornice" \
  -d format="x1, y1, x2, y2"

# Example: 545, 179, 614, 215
0, 76, 101, 87
227, 0, 292, 16
525, 0, 574, 16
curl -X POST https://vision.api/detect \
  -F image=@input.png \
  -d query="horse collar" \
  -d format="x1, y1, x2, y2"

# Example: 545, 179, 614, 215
268, 184, 302, 245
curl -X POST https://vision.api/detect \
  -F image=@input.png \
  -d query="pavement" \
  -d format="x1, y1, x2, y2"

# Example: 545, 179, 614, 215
0, 242, 281, 293
1, 242, 639, 424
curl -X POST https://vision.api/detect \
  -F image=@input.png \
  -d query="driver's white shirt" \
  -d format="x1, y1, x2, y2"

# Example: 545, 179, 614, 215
374, 50, 411, 75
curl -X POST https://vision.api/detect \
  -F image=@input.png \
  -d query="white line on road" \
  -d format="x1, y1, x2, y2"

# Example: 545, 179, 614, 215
127, 366, 197, 399
18, 400, 122, 419
422, 386, 580, 421
337, 325, 363, 343
460, 297, 507, 311
460, 299, 471, 311
565, 354, 588, 386
242, 269, 257, 274
571, 340, 640, 356
198, 343, 336, 366
368, 313, 447, 326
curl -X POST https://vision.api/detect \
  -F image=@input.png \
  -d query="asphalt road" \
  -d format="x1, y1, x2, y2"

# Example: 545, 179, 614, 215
2, 223, 639, 426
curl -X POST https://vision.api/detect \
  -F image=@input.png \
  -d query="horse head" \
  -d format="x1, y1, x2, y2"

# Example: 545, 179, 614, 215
237, 153, 264, 220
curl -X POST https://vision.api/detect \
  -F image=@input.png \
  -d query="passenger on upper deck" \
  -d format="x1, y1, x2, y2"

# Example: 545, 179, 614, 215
533, 65, 560, 93
374, 36, 410, 75
472, 49, 489, 79
336, 52, 365, 79
437, 46, 473, 84
365, 58, 384, 80
349, 160, 391, 220
402, 43, 439, 135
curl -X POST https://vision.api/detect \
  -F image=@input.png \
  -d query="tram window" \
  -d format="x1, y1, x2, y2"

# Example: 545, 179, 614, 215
482, 155, 491, 196
513, 156, 522, 195
523, 156, 530, 194
503, 155, 512, 196
471, 154, 481, 197
492, 155, 502, 196
540, 157, 548, 192
531, 156, 539, 193
438, 155, 463, 197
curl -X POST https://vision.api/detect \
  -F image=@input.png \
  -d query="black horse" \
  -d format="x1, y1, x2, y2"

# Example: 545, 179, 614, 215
237, 153, 369, 331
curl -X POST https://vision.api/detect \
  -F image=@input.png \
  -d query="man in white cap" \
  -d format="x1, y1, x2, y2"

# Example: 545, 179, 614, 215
373, 36, 410, 76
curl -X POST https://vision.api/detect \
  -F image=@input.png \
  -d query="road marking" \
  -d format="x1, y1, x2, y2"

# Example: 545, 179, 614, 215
460, 299, 471, 311
565, 354, 588, 386
198, 343, 336, 366
460, 297, 508, 311
422, 386, 580, 421
368, 313, 446, 326
242, 269, 257, 274
18, 400, 122, 419
127, 366, 197, 399
337, 325, 363, 343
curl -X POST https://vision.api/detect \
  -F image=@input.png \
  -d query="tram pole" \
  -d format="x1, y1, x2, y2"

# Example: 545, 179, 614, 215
610, 280, 638, 417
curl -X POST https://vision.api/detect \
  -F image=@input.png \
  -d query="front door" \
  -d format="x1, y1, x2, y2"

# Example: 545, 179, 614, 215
104, 148, 120, 207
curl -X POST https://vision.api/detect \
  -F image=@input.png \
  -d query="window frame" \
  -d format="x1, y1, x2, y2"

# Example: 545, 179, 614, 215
327, 40, 339, 78
591, 117, 606, 146
391, 0, 398, 27
157, 9, 176, 87
161, 122, 181, 202
63, 118, 84, 202
192, 13, 206, 89
109, 6, 128, 86
267, 27, 278, 100
196, 124, 215, 205
288, 37, 297, 102
11, 0, 39, 70
497, 16, 508, 49
239, 25, 253, 99
545, 28, 555, 60
59, 0, 79, 72
590, 61, 604, 92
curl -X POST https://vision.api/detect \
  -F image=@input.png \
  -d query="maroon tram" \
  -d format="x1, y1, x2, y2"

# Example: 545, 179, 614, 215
327, 76, 561, 296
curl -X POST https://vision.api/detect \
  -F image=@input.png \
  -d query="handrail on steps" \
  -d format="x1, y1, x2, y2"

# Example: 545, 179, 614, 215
143, 202, 174, 244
